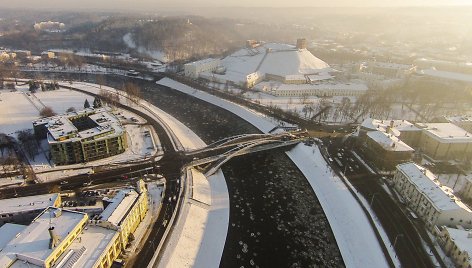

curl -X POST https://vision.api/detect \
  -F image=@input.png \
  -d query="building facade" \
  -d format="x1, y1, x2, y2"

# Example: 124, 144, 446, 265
393, 163, 472, 230
415, 123, 472, 162
0, 181, 148, 268
444, 116, 472, 134
359, 119, 472, 163
184, 58, 221, 78
362, 131, 414, 170
33, 108, 128, 165
437, 227, 472, 268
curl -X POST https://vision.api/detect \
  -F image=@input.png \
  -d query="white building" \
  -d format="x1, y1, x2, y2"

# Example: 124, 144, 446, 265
184, 58, 221, 78
437, 227, 472, 268
257, 81, 368, 97
415, 69, 472, 85
358, 61, 413, 90
360, 61, 414, 79
393, 162, 472, 230
444, 115, 472, 134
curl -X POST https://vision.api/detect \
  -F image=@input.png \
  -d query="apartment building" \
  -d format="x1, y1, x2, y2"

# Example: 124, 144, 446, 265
33, 108, 128, 165
393, 163, 472, 230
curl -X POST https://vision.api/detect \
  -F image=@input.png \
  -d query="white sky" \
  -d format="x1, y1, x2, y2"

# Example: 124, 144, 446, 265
3, 0, 472, 10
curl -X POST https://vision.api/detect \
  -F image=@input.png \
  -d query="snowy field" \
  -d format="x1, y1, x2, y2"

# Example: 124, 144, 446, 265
0, 85, 92, 136
0, 82, 161, 182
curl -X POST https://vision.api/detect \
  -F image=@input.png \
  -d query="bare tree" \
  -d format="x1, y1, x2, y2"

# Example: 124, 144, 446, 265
39, 106, 56, 117
96, 75, 106, 89
0, 133, 10, 157
17, 130, 39, 161
123, 82, 141, 104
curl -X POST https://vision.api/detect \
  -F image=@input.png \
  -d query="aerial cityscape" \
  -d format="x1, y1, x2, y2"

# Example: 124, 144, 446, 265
0, 1, 471, 268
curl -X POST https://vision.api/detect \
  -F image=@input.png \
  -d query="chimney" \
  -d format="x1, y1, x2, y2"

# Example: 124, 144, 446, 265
296, 38, 307, 49
48, 226, 61, 249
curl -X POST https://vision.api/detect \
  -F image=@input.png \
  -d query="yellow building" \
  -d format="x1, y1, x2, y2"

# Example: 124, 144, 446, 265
0, 180, 148, 268
0, 207, 89, 268
438, 227, 472, 268
416, 123, 472, 161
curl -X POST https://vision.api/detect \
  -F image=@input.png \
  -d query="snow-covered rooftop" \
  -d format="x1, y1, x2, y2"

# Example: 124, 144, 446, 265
361, 118, 419, 134
367, 131, 414, 152
370, 61, 413, 70
0, 223, 26, 251
65, 225, 117, 268
33, 107, 124, 143
397, 163, 471, 212
185, 58, 220, 67
0, 207, 87, 268
445, 115, 472, 124
444, 227, 472, 259
99, 189, 139, 227
417, 69, 472, 83
0, 193, 59, 215
418, 123, 472, 143
213, 42, 332, 84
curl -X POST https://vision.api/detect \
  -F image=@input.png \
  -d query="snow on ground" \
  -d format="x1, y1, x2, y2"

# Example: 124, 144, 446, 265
157, 78, 393, 267
159, 168, 229, 268
0, 85, 92, 137
437, 173, 469, 193
34, 88, 92, 114
124, 125, 157, 157
35, 167, 93, 183
191, 169, 211, 205
62, 82, 229, 268
0, 176, 24, 187
156, 77, 285, 133
127, 181, 164, 254
69, 82, 205, 151
286, 144, 390, 267
0, 83, 162, 180
0, 89, 42, 136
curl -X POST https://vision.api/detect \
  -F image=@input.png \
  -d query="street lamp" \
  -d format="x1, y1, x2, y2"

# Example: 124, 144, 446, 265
393, 234, 404, 248
370, 192, 378, 206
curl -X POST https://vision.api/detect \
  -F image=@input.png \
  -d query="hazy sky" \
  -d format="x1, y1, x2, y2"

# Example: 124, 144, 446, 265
3, 0, 472, 10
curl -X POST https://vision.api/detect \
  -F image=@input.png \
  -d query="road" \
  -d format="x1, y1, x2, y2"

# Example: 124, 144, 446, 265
323, 137, 440, 268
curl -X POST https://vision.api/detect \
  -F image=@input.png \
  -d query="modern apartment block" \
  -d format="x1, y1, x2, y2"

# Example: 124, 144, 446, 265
33, 108, 127, 165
